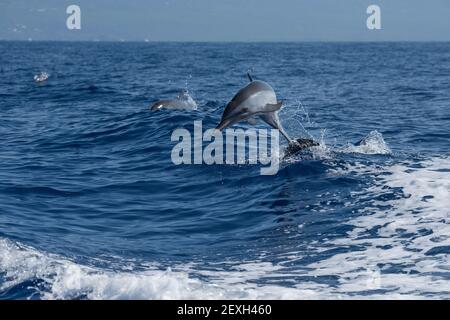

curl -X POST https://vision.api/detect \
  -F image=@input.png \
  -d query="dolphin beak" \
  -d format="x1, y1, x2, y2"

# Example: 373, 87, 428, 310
215, 119, 231, 131
150, 103, 161, 111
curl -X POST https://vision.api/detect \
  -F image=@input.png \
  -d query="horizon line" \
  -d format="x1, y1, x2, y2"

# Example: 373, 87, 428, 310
1, 39, 450, 43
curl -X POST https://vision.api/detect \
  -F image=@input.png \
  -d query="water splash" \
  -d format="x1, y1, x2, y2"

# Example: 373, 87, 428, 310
176, 89, 198, 110
341, 130, 392, 155
282, 100, 318, 140
34, 72, 49, 83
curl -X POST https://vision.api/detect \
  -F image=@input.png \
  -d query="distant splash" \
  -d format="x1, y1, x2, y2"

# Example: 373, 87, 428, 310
34, 72, 49, 83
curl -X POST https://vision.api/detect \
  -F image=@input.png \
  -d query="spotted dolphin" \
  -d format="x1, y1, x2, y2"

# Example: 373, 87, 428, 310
216, 74, 318, 155
216, 73, 294, 143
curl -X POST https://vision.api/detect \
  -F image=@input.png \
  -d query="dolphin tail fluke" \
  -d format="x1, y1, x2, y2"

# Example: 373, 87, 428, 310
247, 72, 253, 82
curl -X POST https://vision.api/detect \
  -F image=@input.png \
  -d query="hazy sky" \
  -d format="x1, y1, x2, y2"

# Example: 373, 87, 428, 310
1, 0, 449, 41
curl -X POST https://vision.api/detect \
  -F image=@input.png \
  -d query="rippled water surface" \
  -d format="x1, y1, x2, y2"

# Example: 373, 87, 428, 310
0, 42, 449, 299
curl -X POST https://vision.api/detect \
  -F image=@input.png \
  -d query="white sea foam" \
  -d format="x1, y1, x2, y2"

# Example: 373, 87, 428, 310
283, 130, 391, 165
1, 157, 448, 299
0, 238, 330, 299
314, 156, 450, 297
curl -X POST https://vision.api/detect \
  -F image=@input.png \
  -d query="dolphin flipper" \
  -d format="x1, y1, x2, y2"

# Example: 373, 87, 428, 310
217, 102, 282, 130
247, 117, 258, 125
261, 101, 282, 113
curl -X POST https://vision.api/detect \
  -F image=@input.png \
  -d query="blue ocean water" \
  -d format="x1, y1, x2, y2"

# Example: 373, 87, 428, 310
0, 42, 449, 299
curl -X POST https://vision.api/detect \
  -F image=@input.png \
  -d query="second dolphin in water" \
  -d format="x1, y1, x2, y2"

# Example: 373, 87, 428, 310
216, 73, 318, 155
150, 89, 198, 111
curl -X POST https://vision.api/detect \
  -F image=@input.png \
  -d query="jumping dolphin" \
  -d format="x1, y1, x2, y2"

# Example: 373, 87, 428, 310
150, 89, 197, 111
216, 73, 318, 155
216, 73, 293, 142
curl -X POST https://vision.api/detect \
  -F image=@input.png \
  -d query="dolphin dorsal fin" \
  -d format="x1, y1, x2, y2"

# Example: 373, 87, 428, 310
247, 72, 253, 82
